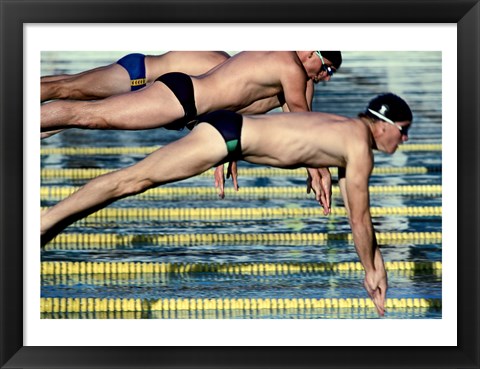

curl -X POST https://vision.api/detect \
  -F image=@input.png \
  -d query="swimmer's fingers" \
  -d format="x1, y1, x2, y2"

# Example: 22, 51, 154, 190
214, 165, 225, 199
374, 273, 388, 316
363, 279, 383, 316
227, 161, 239, 191
306, 170, 313, 194
306, 168, 319, 195
318, 167, 332, 215
319, 190, 329, 216
306, 168, 328, 213
364, 271, 387, 317
371, 288, 386, 317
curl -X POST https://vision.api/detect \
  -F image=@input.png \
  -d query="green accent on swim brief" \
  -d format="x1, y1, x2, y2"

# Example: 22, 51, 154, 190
226, 139, 239, 153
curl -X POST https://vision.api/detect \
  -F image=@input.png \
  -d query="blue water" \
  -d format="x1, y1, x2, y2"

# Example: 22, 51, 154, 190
40, 51, 442, 319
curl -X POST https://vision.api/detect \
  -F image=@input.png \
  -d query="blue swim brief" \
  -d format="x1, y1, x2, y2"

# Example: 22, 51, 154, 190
117, 53, 147, 91
196, 110, 243, 164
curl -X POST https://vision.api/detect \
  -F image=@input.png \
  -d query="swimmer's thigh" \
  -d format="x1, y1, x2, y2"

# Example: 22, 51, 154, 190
87, 80, 185, 130
66, 64, 132, 99
126, 123, 228, 185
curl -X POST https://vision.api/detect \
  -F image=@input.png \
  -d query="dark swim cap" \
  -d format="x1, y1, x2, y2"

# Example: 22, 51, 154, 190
318, 51, 342, 69
366, 93, 413, 123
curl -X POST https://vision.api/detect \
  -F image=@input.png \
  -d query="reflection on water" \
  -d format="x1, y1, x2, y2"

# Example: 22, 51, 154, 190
41, 269, 441, 299
41, 51, 442, 319
42, 307, 442, 320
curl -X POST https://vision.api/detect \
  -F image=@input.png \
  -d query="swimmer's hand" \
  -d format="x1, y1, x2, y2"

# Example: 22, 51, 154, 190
226, 161, 239, 192
306, 167, 331, 215
318, 167, 332, 212
214, 165, 226, 199
364, 253, 388, 317
214, 162, 239, 199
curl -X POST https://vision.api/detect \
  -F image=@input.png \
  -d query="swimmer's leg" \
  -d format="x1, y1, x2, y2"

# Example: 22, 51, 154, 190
41, 122, 227, 245
41, 74, 72, 83
41, 64, 131, 102
41, 80, 185, 132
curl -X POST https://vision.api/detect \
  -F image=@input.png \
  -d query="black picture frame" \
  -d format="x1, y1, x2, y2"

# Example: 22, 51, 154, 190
1, 0, 478, 368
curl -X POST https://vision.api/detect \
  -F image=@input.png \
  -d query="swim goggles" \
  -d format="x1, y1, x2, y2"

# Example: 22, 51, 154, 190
315, 51, 335, 76
367, 108, 410, 136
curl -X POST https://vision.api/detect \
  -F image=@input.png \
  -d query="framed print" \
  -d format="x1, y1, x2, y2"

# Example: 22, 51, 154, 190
1, 0, 479, 368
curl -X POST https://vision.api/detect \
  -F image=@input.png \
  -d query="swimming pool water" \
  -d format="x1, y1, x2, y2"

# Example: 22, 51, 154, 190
40, 51, 442, 319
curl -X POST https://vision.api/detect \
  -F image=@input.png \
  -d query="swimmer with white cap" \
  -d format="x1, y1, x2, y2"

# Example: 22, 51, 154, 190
41, 93, 412, 316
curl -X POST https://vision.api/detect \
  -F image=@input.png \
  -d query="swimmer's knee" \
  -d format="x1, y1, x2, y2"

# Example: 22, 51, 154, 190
44, 79, 78, 100
87, 170, 151, 200
110, 171, 154, 198
79, 117, 110, 130
122, 180, 152, 197
61, 81, 94, 100
41, 80, 66, 101
70, 104, 111, 130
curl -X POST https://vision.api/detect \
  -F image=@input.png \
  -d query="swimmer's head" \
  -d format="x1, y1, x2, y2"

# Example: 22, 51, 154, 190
317, 51, 342, 70
365, 93, 413, 124
313, 51, 342, 82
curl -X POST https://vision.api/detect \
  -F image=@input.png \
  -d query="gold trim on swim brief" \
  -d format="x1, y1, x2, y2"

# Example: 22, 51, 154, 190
131, 78, 146, 87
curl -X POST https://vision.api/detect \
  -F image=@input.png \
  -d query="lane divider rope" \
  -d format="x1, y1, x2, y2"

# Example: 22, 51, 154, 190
41, 143, 442, 156
41, 185, 443, 200
44, 231, 442, 248
40, 260, 442, 276
41, 166, 442, 180
42, 268, 442, 285
40, 297, 442, 312
40, 206, 442, 221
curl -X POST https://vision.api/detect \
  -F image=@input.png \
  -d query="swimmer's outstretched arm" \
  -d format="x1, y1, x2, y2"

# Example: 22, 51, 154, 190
338, 164, 387, 317
41, 123, 228, 246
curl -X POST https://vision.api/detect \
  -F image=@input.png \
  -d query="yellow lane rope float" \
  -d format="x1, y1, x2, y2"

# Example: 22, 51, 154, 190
41, 143, 442, 156
40, 297, 442, 313
40, 206, 442, 222
44, 231, 442, 248
41, 185, 443, 201
41, 166, 442, 180
40, 261, 442, 276
42, 268, 442, 287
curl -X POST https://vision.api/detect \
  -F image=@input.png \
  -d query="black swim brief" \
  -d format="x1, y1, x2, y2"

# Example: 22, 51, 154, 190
196, 110, 243, 165
155, 72, 197, 130
117, 53, 147, 91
